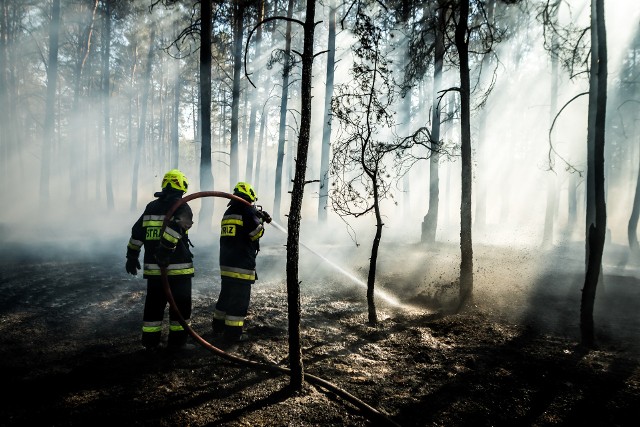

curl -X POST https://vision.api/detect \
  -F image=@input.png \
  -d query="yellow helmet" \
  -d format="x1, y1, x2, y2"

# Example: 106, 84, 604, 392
162, 169, 188, 193
233, 182, 257, 202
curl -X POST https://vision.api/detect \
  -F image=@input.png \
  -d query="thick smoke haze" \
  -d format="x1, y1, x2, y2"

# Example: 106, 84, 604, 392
0, 0, 639, 283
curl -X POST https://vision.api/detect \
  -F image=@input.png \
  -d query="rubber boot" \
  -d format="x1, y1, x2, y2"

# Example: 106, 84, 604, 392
141, 331, 162, 353
212, 318, 225, 335
223, 325, 246, 342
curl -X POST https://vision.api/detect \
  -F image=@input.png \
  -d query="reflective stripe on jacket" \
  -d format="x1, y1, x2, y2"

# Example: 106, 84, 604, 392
127, 192, 194, 278
219, 201, 264, 284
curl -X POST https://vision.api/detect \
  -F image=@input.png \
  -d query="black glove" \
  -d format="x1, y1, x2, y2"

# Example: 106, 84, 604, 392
260, 210, 272, 224
126, 257, 141, 275
155, 245, 172, 268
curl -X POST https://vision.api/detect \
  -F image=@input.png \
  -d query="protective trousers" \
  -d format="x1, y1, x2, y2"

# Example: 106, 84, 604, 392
212, 279, 251, 340
141, 277, 192, 349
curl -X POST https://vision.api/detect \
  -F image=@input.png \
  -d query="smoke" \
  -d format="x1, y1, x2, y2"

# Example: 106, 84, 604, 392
1, 0, 639, 301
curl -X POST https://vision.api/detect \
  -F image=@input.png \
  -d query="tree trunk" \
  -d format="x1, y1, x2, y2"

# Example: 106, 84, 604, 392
230, 1, 245, 186
456, 0, 473, 312
318, 2, 336, 223
422, 2, 446, 243
131, 26, 155, 211
274, 0, 294, 220
473, 0, 495, 232
400, 0, 411, 214
568, 173, 578, 234
628, 141, 640, 256
543, 18, 560, 248
255, 107, 267, 185
128, 40, 138, 161
581, 0, 607, 348
0, 0, 6, 188
70, 0, 99, 204
171, 61, 181, 168
245, 0, 263, 183
102, 0, 114, 210
287, 126, 295, 185
199, 0, 214, 228
286, 0, 316, 391
585, 0, 598, 265
367, 178, 382, 325
39, 0, 61, 207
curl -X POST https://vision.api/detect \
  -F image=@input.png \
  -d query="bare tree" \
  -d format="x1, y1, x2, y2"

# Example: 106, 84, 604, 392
330, 6, 398, 325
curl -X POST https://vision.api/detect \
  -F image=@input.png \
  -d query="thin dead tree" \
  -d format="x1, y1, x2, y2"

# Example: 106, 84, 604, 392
330, 5, 398, 325
244, 0, 318, 390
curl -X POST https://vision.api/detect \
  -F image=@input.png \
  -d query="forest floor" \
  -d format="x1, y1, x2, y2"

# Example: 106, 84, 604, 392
1, 233, 639, 426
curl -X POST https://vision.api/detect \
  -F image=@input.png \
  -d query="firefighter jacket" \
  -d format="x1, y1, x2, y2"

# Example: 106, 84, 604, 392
127, 190, 194, 278
219, 200, 265, 284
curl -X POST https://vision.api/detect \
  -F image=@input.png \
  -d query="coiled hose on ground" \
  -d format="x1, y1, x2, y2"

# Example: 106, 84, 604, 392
160, 191, 399, 427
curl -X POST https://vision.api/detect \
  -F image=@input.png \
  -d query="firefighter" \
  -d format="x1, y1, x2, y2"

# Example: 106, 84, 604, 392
125, 169, 195, 352
212, 182, 271, 342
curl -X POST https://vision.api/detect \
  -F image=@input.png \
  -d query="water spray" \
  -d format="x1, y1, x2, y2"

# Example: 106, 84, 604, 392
269, 220, 404, 308
157, 191, 399, 427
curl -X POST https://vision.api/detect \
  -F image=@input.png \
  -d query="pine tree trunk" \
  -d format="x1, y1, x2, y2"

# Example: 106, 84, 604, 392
628, 143, 640, 256
199, 0, 214, 228
543, 18, 559, 248
245, 1, 262, 183
131, 26, 155, 211
581, 0, 607, 348
102, 0, 114, 210
456, 0, 474, 312
230, 1, 245, 186
585, 0, 599, 265
318, 2, 336, 223
0, 0, 8, 195
274, 0, 294, 220
287, 0, 316, 391
171, 63, 181, 168
473, 0, 495, 232
39, 0, 61, 207
255, 108, 266, 185
70, 0, 99, 204
422, 2, 446, 243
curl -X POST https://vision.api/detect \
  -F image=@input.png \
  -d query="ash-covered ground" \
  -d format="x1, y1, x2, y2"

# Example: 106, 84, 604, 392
1, 233, 639, 426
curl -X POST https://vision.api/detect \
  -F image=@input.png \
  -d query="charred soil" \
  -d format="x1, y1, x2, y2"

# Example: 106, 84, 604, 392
1, 239, 639, 426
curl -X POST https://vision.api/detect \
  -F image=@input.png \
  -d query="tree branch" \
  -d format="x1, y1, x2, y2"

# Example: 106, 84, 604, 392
244, 16, 306, 88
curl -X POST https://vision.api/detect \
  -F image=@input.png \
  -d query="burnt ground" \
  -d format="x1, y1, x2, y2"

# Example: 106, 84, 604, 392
1, 236, 639, 426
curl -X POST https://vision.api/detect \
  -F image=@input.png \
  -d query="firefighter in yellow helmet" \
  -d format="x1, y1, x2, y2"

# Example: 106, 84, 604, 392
126, 169, 195, 353
212, 182, 271, 342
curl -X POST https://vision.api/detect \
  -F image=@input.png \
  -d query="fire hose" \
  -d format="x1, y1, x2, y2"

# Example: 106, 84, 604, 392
160, 191, 400, 427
